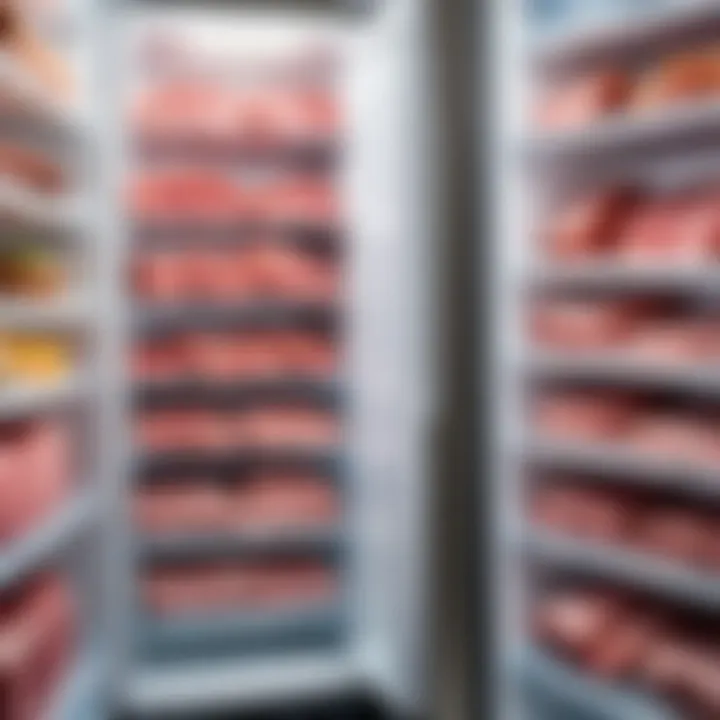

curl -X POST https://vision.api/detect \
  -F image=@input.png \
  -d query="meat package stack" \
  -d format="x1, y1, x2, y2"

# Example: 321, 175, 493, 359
517, 10, 720, 720
0, 2, 92, 719
127, 29, 345, 663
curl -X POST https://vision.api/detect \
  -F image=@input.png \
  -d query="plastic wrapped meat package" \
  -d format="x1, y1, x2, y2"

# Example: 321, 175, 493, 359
533, 44, 720, 132
533, 585, 720, 715
134, 474, 339, 534
0, 575, 77, 720
143, 559, 338, 618
0, 420, 73, 544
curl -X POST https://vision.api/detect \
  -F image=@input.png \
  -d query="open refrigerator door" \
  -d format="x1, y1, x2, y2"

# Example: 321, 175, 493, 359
92, 1, 433, 718
498, 2, 720, 719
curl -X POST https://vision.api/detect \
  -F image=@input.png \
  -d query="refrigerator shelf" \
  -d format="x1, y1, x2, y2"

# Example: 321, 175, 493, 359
0, 377, 88, 419
0, 51, 85, 140
526, 100, 720, 161
136, 447, 342, 476
524, 529, 720, 609
135, 376, 341, 407
139, 526, 341, 561
0, 180, 82, 236
530, 1, 720, 72
530, 263, 720, 293
134, 136, 340, 168
125, 650, 362, 716
0, 491, 95, 590
132, 219, 340, 246
527, 440, 720, 498
139, 602, 343, 657
0, 294, 91, 330
522, 646, 676, 720
134, 300, 339, 333
528, 353, 720, 394
121, 0, 378, 16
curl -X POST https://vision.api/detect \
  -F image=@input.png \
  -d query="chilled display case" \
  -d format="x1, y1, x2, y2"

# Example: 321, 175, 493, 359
495, 2, 720, 719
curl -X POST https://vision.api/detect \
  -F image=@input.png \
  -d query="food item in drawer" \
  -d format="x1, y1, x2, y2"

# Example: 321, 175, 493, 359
134, 330, 338, 382
625, 413, 720, 465
0, 144, 66, 195
633, 510, 713, 567
530, 482, 720, 571
585, 613, 660, 680
534, 69, 630, 130
0, 420, 72, 542
0, 249, 67, 299
246, 244, 339, 300
278, 331, 338, 375
132, 82, 235, 142
545, 190, 635, 261
134, 483, 226, 532
134, 245, 338, 303
128, 170, 239, 221
144, 560, 337, 616
234, 88, 339, 147
534, 392, 636, 443
531, 299, 636, 352
260, 179, 338, 226
631, 47, 720, 113
0, 575, 76, 720
536, 588, 720, 715
618, 197, 720, 265
132, 336, 189, 380
189, 248, 252, 301
627, 320, 720, 364
0, 334, 73, 386
184, 332, 253, 380
240, 406, 341, 448
136, 410, 227, 451
132, 251, 192, 302
232, 474, 339, 528
534, 590, 622, 659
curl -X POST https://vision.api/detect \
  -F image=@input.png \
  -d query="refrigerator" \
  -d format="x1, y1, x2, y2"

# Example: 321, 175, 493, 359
0, 1, 436, 719
495, 2, 720, 719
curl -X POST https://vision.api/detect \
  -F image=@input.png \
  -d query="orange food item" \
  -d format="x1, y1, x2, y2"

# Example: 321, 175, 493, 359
535, 69, 630, 131
632, 47, 720, 113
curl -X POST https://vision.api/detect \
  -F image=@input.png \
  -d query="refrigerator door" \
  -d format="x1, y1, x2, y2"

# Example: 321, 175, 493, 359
94, 1, 434, 717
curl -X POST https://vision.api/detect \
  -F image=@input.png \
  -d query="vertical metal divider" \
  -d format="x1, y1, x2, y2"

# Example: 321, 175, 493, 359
91, 1, 136, 709
489, 0, 531, 718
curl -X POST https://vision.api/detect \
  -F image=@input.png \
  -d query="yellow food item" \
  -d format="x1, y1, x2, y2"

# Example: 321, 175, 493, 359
7, 335, 71, 384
